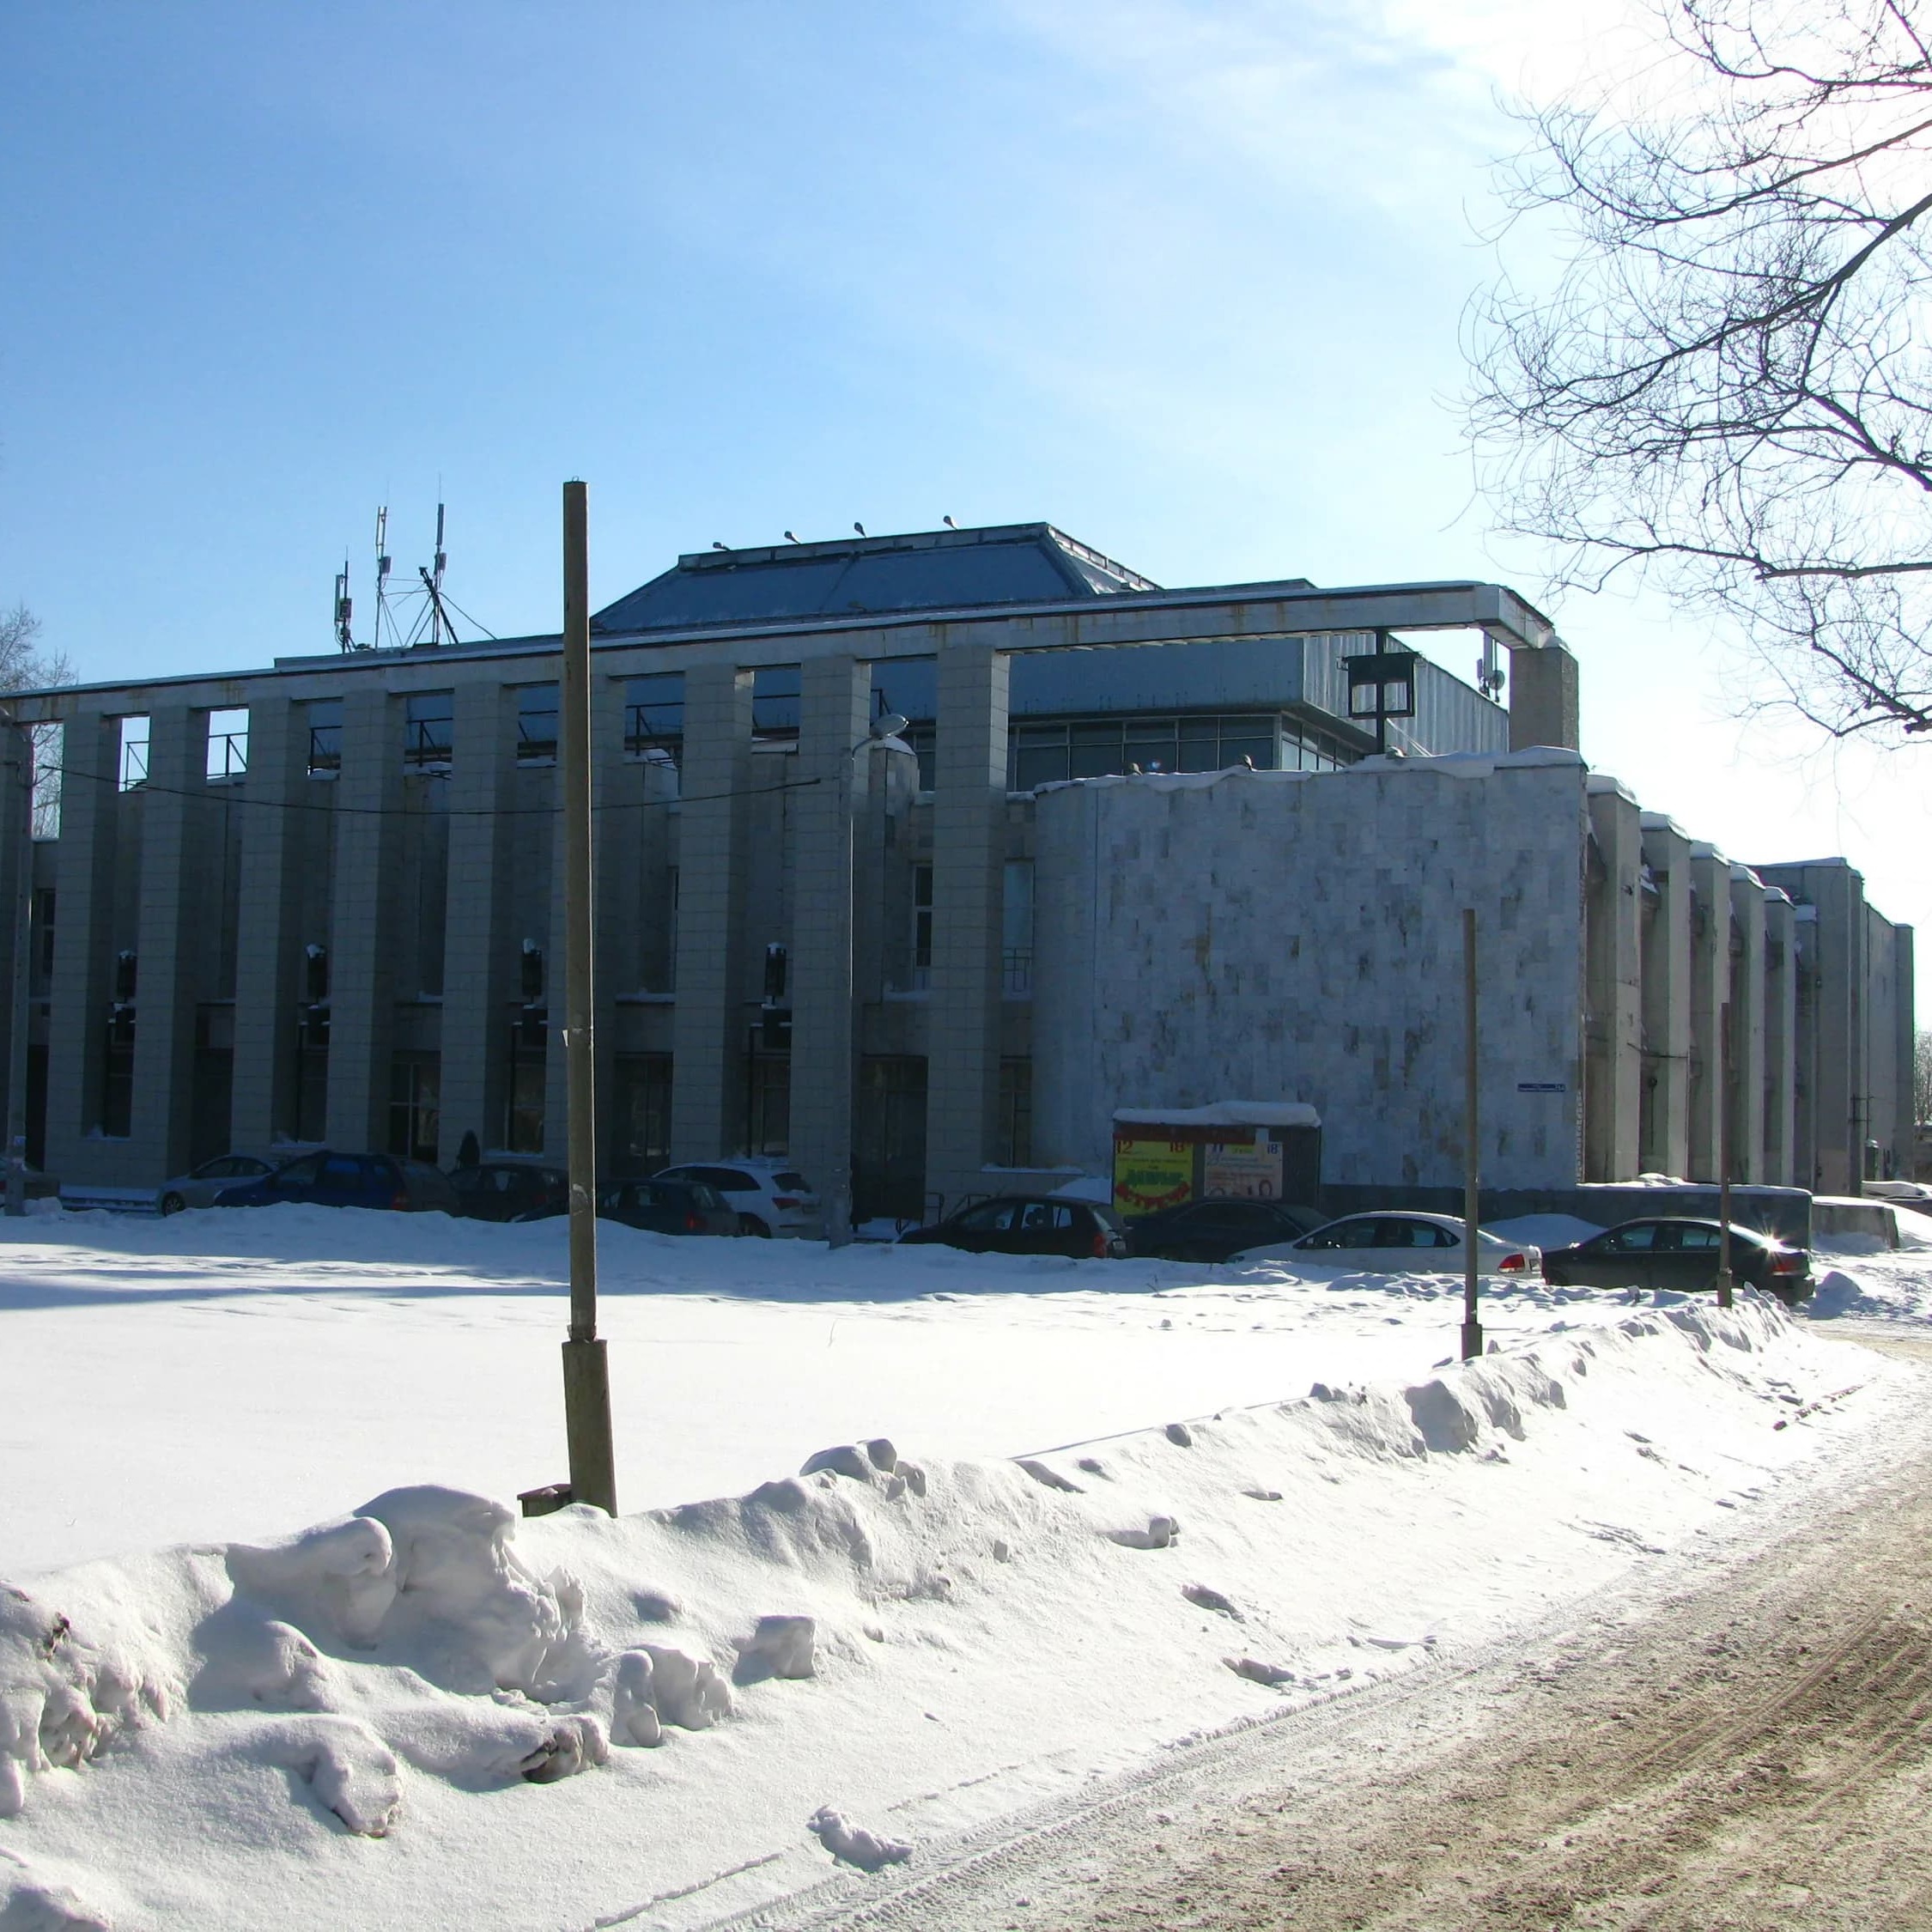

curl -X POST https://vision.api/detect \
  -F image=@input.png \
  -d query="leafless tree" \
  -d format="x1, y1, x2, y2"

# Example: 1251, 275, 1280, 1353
1916, 1026, 1932, 1125
0, 605, 74, 837
1467, 0, 1932, 741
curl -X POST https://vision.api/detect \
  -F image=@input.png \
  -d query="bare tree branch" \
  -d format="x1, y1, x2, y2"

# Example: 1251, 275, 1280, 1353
1467, 0, 1932, 739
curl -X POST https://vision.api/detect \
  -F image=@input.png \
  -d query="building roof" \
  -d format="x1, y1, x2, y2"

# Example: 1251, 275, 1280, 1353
590, 522, 1164, 635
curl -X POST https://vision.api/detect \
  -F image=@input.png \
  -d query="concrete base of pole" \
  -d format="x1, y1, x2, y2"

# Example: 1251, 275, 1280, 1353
1716, 1269, 1735, 1310
1461, 1321, 1485, 1361
826, 1183, 854, 1249
562, 1338, 617, 1516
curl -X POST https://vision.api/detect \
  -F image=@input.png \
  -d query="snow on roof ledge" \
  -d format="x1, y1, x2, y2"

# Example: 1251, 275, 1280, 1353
1113, 1101, 1321, 1129
1036, 747, 1583, 799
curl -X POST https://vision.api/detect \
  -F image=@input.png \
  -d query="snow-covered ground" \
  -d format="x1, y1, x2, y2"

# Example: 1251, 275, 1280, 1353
2, 1204, 1929, 1930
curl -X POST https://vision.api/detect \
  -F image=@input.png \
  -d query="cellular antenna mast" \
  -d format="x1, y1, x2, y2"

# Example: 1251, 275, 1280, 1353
333, 556, 355, 651
373, 506, 393, 651
416, 501, 454, 648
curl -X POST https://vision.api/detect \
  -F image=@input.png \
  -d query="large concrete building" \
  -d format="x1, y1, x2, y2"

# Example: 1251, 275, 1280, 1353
2, 522, 1913, 1212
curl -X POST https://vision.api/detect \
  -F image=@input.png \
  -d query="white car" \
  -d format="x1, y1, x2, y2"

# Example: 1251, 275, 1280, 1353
155, 1152, 278, 1215
1232, 1210, 1540, 1277
650, 1159, 823, 1238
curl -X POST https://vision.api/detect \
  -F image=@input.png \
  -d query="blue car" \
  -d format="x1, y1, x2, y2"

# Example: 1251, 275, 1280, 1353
216, 1149, 459, 1214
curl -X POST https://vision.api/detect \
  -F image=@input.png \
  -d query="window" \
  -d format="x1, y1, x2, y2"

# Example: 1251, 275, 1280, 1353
1672, 1225, 1722, 1251
273, 1154, 325, 1188
100, 1024, 134, 1137
117, 716, 149, 792
307, 700, 343, 777
405, 692, 454, 769
998, 1057, 1032, 1168
624, 674, 684, 758
1303, 1218, 1377, 1249
911, 865, 933, 990
957, 1200, 1018, 1232
32, 889, 53, 987
507, 1030, 545, 1153
516, 686, 558, 764
1601, 1223, 1660, 1252
206, 708, 249, 782
751, 666, 800, 738
611, 1054, 672, 1176
1002, 861, 1032, 996
745, 1056, 789, 1156
388, 1054, 440, 1163
1007, 715, 1286, 790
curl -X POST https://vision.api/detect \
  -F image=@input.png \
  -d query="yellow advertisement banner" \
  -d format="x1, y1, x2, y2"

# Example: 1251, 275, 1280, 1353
1113, 1136, 1194, 1216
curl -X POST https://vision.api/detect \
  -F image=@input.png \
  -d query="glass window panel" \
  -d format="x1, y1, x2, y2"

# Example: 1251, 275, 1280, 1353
1012, 743, 1068, 790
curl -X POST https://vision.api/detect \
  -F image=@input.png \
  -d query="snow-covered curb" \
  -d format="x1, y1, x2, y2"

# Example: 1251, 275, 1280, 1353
0, 1296, 1897, 1929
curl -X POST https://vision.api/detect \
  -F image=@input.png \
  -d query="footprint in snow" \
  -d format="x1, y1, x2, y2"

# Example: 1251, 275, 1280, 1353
810, 1806, 912, 1872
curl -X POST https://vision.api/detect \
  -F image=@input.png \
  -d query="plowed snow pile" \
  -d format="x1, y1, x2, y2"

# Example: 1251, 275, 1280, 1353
0, 1295, 1905, 1931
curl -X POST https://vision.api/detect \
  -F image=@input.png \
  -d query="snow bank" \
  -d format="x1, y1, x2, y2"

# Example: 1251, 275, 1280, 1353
0, 1292, 1899, 1930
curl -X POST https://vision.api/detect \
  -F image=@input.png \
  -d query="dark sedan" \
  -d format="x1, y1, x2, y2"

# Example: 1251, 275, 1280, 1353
216, 1150, 459, 1213
1123, 1196, 1326, 1262
897, 1194, 1129, 1260
1540, 1218, 1811, 1303
596, 1177, 738, 1238
449, 1160, 570, 1224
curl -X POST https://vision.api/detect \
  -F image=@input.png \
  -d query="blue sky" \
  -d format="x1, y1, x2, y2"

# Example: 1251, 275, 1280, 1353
4, 0, 1924, 934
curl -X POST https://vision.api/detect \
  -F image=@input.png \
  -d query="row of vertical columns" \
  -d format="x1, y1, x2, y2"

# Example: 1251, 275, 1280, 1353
440, 683, 516, 1157
230, 699, 308, 1153
324, 690, 404, 1153
128, 707, 205, 1179
1583, 786, 1642, 1182
1728, 867, 1767, 1182
670, 665, 753, 1163
1763, 893, 1796, 1185
543, 677, 626, 1161
788, 656, 870, 1220
926, 644, 1009, 1210
44, 716, 122, 1186
1686, 847, 1729, 1183
1637, 815, 1691, 1179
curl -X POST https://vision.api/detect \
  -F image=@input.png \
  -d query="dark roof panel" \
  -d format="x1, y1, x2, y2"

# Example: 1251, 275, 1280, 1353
592, 522, 1157, 635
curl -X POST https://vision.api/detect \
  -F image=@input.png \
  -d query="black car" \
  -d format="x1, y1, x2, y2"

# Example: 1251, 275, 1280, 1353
1540, 1218, 1812, 1303
1122, 1196, 1326, 1262
897, 1194, 1128, 1260
597, 1177, 738, 1237
448, 1160, 570, 1224
215, 1150, 459, 1214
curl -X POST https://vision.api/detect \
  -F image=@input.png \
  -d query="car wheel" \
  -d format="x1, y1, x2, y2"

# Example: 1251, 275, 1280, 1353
160, 1192, 186, 1216
740, 1214, 771, 1237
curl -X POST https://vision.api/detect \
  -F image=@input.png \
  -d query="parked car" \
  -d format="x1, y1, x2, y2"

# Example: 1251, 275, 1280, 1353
448, 1159, 569, 1223
155, 1153, 277, 1216
897, 1194, 1129, 1260
1123, 1196, 1327, 1262
215, 1150, 460, 1214
1232, 1211, 1539, 1276
1540, 1218, 1811, 1303
651, 1158, 822, 1237
597, 1177, 738, 1238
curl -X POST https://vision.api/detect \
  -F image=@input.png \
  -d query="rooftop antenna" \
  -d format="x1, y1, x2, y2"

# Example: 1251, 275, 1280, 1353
943, 515, 957, 529
373, 506, 393, 651
333, 556, 355, 651
416, 501, 459, 648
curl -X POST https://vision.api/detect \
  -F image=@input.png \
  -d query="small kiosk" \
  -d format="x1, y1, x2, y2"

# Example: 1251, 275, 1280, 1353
1110, 1102, 1323, 1218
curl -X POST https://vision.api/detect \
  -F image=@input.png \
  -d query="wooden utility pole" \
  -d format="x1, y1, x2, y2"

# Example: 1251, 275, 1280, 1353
1461, 908, 1483, 1362
1716, 999, 1735, 1310
559, 480, 617, 1514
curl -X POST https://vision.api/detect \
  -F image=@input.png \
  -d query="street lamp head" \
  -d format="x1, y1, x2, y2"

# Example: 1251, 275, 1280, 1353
870, 712, 910, 740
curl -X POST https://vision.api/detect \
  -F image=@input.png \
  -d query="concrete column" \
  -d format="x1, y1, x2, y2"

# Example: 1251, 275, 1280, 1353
789, 656, 870, 1218
1686, 845, 1728, 1183
440, 683, 515, 1159
1893, 926, 1917, 1174
324, 688, 403, 1153
1583, 780, 1642, 1181
1637, 813, 1692, 1178
1728, 866, 1767, 1182
1508, 642, 1580, 751
1763, 890, 1796, 1185
230, 698, 308, 1154
670, 664, 752, 1162
925, 643, 1010, 1211
45, 715, 123, 1188
129, 707, 206, 1181
544, 675, 626, 1161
